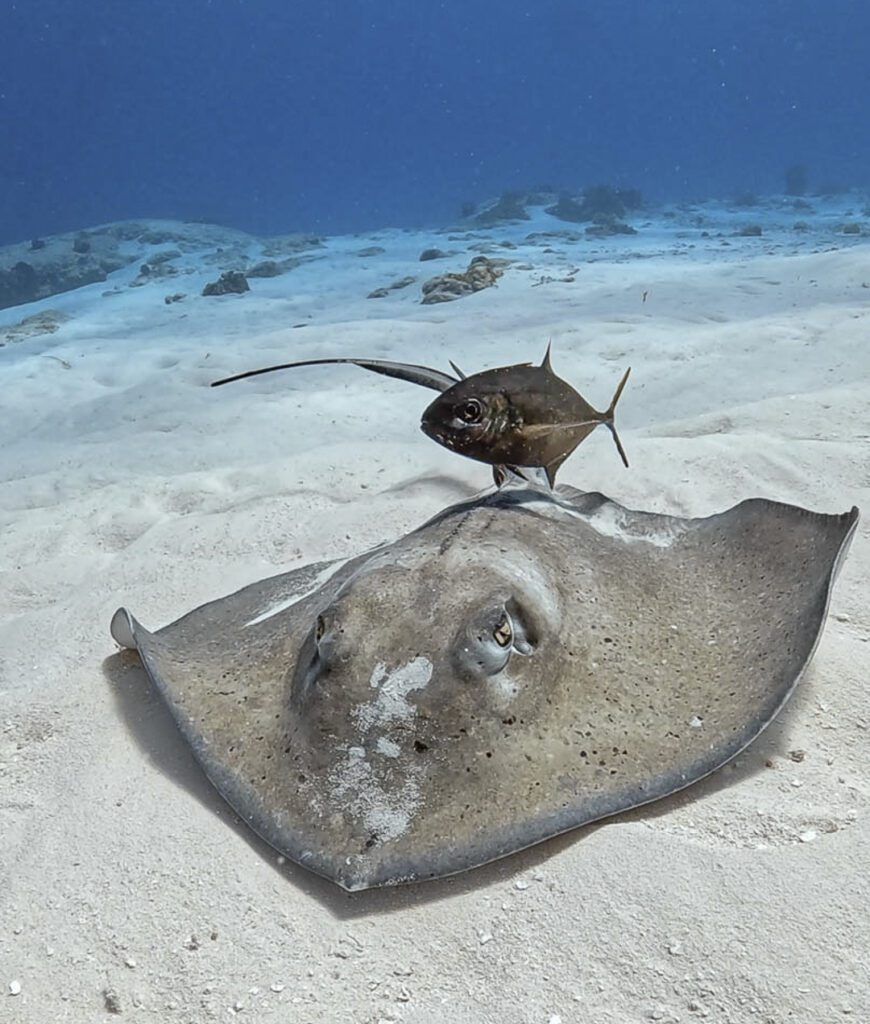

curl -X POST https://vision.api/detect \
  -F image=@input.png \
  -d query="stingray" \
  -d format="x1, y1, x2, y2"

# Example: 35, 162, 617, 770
111, 487, 858, 890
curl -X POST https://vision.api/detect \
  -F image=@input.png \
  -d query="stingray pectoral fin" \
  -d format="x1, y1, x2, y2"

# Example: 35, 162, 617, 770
110, 607, 142, 650
210, 357, 459, 392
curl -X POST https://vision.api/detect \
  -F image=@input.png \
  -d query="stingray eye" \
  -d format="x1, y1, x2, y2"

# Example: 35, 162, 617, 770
458, 398, 484, 424
493, 612, 512, 648
315, 615, 325, 643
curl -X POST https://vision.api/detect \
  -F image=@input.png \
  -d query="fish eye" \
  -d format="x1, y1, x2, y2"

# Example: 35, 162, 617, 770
315, 615, 325, 643
493, 612, 512, 648
458, 398, 484, 424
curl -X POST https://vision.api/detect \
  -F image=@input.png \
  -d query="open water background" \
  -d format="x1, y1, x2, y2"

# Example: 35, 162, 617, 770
1, 0, 867, 243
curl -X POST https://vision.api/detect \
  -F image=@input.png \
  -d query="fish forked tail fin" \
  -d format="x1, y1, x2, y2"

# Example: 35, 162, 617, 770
601, 366, 631, 468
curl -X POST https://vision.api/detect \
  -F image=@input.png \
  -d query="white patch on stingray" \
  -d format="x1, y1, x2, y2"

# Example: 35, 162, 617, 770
328, 745, 422, 842
355, 657, 433, 731
242, 562, 344, 628
525, 495, 685, 548
581, 503, 686, 549
327, 658, 433, 842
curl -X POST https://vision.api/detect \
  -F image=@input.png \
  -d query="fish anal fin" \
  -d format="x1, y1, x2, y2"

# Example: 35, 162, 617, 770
543, 453, 569, 489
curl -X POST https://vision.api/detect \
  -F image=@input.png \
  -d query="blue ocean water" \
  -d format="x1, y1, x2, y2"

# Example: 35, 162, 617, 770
1, 0, 867, 245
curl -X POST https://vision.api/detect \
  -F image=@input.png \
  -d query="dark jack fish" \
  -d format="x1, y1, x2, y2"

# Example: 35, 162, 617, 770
211, 346, 630, 487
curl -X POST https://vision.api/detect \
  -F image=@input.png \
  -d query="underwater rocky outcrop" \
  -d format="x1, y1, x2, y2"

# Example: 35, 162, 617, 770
260, 233, 323, 257
0, 220, 267, 312
0, 231, 130, 311
545, 185, 642, 225
471, 191, 531, 227
246, 255, 318, 278
129, 250, 183, 288
585, 221, 637, 238
202, 270, 250, 296
420, 255, 508, 304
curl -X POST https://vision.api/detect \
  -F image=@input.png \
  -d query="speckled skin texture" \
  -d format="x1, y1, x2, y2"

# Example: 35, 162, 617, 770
112, 487, 857, 890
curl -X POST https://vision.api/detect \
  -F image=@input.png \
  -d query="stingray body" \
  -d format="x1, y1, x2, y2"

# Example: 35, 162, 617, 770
111, 488, 857, 891
211, 348, 630, 486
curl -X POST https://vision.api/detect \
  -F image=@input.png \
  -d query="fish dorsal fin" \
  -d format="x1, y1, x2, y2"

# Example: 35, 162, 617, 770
449, 360, 467, 380
541, 340, 553, 372
210, 357, 460, 393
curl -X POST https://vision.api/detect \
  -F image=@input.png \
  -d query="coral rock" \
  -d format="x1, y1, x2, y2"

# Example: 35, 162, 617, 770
202, 270, 250, 296
420, 256, 507, 305
472, 192, 530, 227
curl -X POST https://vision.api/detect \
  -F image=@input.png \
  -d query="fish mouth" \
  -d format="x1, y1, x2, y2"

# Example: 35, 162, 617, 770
419, 415, 444, 443
420, 423, 458, 452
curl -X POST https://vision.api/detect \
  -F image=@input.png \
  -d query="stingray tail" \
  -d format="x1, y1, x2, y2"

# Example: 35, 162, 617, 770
601, 367, 631, 468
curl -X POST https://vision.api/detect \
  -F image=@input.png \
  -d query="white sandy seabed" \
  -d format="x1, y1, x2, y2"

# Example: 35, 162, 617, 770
0, 196, 868, 1023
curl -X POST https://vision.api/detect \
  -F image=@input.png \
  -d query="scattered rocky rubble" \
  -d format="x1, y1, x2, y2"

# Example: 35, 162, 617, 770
420, 256, 508, 304
367, 275, 417, 299
201, 270, 250, 296
1, 309, 69, 345
260, 233, 323, 257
